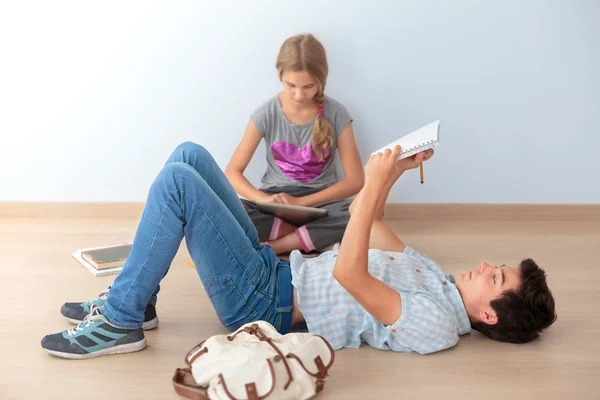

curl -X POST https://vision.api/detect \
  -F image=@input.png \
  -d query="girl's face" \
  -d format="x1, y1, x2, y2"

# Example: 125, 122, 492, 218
281, 70, 319, 106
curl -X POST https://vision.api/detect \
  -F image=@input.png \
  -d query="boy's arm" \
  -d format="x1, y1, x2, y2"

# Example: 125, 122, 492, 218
348, 148, 433, 252
349, 175, 393, 220
333, 147, 405, 326
349, 169, 407, 253
334, 147, 433, 326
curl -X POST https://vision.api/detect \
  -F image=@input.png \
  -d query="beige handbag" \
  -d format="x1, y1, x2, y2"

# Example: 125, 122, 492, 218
172, 320, 335, 400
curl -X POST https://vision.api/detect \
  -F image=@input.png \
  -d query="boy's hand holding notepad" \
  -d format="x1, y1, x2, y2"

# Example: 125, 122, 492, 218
370, 120, 440, 183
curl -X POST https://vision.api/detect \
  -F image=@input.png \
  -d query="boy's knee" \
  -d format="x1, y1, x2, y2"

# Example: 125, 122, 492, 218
171, 141, 210, 162
156, 162, 195, 188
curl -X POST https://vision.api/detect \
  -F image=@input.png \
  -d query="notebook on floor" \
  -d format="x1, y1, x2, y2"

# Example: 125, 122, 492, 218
71, 242, 133, 277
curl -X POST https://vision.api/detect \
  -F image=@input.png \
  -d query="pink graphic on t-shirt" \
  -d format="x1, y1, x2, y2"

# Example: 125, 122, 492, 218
271, 141, 332, 182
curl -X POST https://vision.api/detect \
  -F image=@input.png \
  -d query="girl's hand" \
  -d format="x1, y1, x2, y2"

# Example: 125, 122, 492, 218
263, 194, 283, 204
273, 193, 303, 206
263, 193, 303, 206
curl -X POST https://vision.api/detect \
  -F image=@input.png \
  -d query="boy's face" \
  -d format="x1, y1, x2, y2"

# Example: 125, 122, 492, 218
455, 262, 521, 325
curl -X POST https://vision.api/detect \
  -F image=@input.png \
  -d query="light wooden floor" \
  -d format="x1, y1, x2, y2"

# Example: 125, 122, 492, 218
1, 214, 599, 400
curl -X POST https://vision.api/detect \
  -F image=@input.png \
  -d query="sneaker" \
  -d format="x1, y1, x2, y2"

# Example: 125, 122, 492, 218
60, 287, 159, 330
41, 305, 146, 359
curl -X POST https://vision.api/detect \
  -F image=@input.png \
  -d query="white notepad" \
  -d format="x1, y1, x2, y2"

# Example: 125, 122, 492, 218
371, 120, 440, 160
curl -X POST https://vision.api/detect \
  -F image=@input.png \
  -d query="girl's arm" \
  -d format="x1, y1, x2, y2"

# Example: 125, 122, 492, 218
299, 123, 365, 207
224, 119, 271, 202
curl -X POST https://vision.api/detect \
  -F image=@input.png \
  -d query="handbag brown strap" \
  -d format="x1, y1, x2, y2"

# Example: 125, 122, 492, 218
227, 324, 294, 390
172, 368, 210, 400
185, 339, 208, 366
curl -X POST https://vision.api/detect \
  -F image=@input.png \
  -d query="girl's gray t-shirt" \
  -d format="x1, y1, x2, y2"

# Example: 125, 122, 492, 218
251, 95, 353, 191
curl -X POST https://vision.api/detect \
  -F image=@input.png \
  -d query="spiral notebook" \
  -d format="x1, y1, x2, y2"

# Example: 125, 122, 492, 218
371, 120, 440, 160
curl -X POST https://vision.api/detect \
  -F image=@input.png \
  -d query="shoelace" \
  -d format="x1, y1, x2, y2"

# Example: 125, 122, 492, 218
81, 287, 110, 307
67, 304, 103, 336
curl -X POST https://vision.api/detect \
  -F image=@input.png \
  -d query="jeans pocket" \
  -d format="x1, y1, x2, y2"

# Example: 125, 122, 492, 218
204, 276, 259, 332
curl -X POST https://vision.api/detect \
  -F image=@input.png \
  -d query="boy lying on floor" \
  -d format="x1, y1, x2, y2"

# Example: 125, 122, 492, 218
42, 142, 556, 358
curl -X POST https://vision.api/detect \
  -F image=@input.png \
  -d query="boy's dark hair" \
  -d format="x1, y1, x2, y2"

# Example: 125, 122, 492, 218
471, 258, 557, 344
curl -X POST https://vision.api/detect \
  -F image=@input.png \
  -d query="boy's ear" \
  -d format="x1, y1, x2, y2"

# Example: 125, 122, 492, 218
479, 309, 498, 325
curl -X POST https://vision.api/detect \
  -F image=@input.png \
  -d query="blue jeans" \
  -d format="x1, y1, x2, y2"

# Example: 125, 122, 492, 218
100, 142, 292, 333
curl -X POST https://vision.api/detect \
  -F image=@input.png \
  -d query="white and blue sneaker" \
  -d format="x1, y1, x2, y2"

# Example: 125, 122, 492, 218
41, 305, 146, 359
60, 287, 159, 330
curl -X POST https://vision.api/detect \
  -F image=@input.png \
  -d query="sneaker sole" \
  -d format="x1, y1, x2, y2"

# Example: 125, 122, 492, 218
66, 316, 159, 331
44, 338, 147, 360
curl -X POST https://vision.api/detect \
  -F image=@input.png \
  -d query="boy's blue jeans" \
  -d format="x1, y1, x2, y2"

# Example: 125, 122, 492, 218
100, 142, 293, 333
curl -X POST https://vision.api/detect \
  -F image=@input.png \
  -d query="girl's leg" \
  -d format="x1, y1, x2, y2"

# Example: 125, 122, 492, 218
265, 228, 303, 255
261, 199, 351, 254
295, 199, 351, 252
240, 199, 282, 243
241, 200, 299, 254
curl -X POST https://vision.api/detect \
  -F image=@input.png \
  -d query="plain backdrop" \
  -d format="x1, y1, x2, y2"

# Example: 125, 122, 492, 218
1, 1, 598, 203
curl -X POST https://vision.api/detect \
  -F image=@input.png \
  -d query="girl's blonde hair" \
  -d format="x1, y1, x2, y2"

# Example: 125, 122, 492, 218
276, 34, 332, 160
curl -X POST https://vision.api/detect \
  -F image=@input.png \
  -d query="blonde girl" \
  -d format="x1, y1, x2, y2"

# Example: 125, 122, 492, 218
225, 34, 364, 254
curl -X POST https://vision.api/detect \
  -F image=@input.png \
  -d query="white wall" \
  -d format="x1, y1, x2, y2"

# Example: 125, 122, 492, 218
1, 1, 598, 203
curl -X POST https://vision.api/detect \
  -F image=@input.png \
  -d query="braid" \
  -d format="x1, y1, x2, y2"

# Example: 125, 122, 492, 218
312, 89, 333, 161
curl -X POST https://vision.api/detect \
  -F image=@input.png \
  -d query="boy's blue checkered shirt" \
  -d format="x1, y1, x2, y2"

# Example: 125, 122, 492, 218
289, 246, 471, 355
